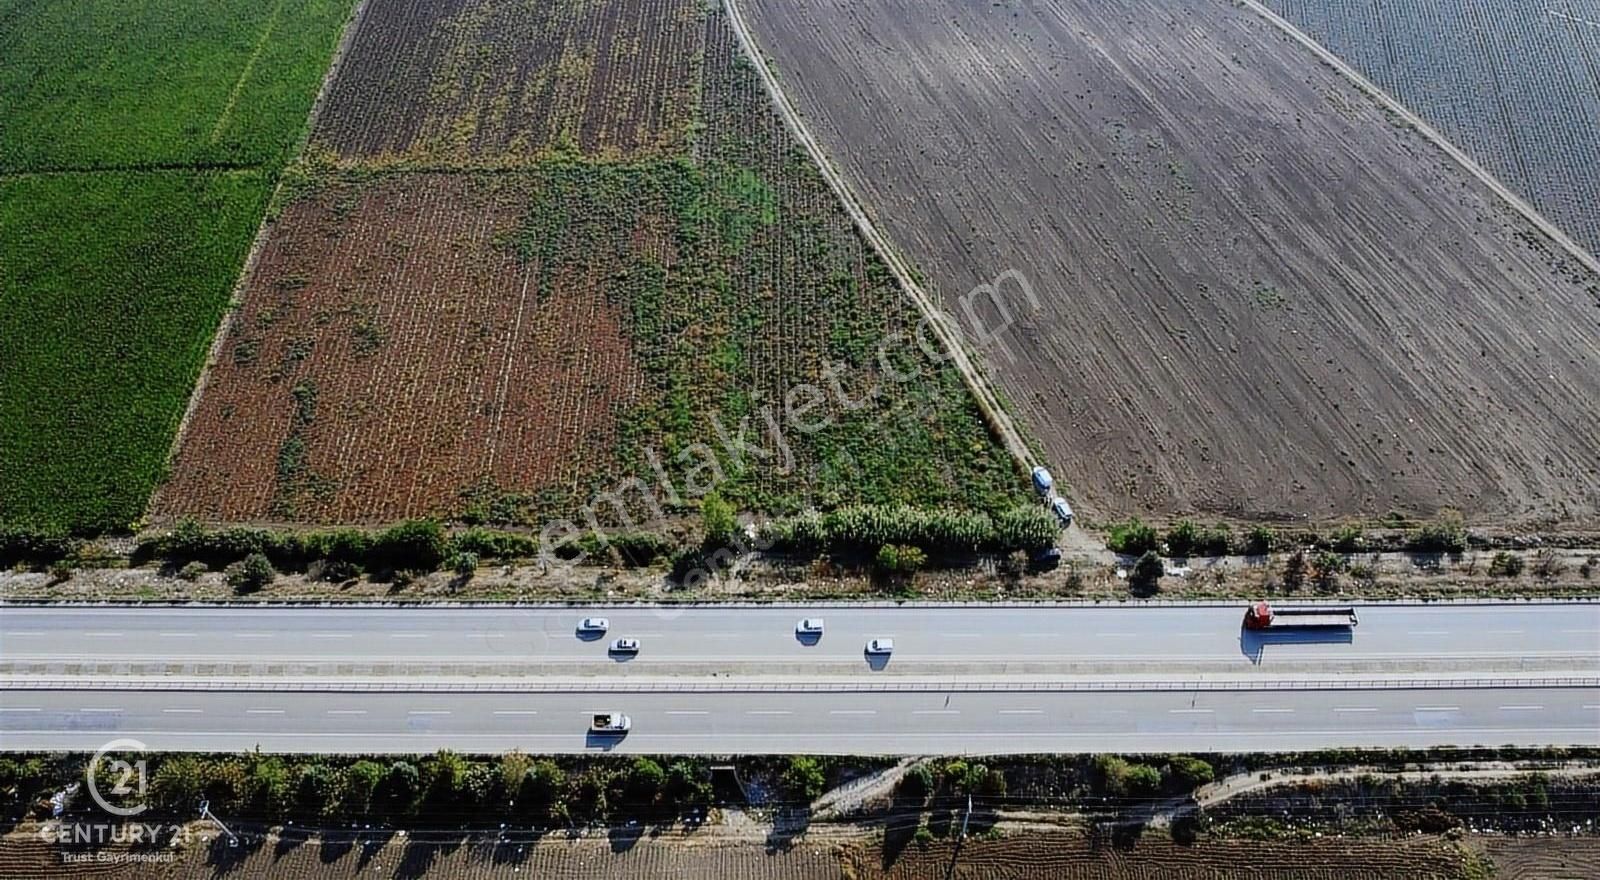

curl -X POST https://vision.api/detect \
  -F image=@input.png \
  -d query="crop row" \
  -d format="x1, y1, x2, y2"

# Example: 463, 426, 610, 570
312, 0, 704, 164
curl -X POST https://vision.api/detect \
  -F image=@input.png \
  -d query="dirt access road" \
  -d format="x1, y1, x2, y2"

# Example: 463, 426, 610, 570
738, 0, 1600, 529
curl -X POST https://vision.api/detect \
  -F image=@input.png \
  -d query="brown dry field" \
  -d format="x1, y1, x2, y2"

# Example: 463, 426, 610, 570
153, 173, 647, 523
1479, 836, 1600, 880
314, 0, 703, 163
847, 833, 1478, 879
743, 0, 1600, 529
0, 832, 839, 879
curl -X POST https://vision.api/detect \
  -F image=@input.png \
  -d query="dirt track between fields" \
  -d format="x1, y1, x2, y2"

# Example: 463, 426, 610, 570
739, 0, 1600, 530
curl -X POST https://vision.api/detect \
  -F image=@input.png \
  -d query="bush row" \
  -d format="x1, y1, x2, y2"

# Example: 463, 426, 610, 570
1104, 516, 1471, 558
758, 504, 1059, 557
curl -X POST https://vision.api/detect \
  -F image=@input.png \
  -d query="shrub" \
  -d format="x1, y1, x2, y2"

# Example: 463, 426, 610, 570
665, 761, 711, 809
1488, 551, 1525, 578
177, 560, 207, 581
379, 761, 421, 816
875, 543, 926, 574
701, 494, 737, 545
1312, 551, 1346, 594
1126, 764, 1163, 797
225, 552, 274, 592
619, 757, 667, 808
0, 526, 79, 568
370, 520, 447, 572
781, 756, 827, 802
1107, 518, 1159, 555
1407, 519, 1466, 554
294, 763, 339, 818
913, 825, 934, 846
453, 551, 479, 580
1329, 524, 1365, 553
1282, 550, 1307, 592
247, 756, 292, 819
1243, 525, 1274, 556
1129, 550, 1163, 593
1164, 520, 1200, 556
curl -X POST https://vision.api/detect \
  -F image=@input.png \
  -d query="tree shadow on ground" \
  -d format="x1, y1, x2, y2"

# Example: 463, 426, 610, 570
765, 806, 811, 853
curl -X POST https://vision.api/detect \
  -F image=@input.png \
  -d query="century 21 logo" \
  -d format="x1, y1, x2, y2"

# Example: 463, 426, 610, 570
88, 739, 149, 817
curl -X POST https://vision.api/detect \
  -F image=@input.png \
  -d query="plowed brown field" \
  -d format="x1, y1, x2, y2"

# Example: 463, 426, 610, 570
314, 0, 703, 163
742, 0, 1600, 528
1480, 836, 1600, 880
154, 173, 647, 523
847, 833, 1473, 879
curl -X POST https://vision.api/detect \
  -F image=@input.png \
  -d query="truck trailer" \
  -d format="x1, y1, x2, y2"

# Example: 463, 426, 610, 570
1242, 602, 1358, 630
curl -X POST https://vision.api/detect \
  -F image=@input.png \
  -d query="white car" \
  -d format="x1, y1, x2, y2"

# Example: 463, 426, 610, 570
865, 638, 894, 654
1050, 496, 1074, 527
577, 617, 609, 634
609, 638, 640, 654
796, 618, 825, 635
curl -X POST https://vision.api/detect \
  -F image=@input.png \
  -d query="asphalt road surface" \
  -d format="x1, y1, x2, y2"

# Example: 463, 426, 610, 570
3, 603, 1596, 676
2, 602, 1595, 754
1, 683, 1595, 754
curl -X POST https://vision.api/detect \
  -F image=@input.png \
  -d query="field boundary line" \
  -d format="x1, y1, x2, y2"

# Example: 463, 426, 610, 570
208, 0, 291, 144
147, 0, 376, 524
720, 0, 1040, 475
1238, 0, 1600, 279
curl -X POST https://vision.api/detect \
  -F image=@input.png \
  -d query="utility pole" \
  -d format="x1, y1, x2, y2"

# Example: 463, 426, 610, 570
959, 794, 972, 840
197, 799, 239, 847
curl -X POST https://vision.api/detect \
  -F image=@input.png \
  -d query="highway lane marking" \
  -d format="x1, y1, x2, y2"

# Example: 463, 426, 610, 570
78, 708, 123, 714
830, 710, 877, 716
493, 710, 538, 716
1497, 705, 1544, 711
162, 708, 203, 714
1487, 629, 1525, 635
997, 709, 1043, 715
1560, 628, 1600, 635
1406, 631, 1449, 636
158, 632, 196, 638
913, 710, 960, 715
1168, 708, 1213, 715
747, 710, 792, 716
667, 710, 709, 716
311, 633, 354, 639
0, 707, 40, 713
327, 710, 367, 716
390, 633, 429, 639
1096, 632, 1137, 638
234, 632, 272, 639
246, 709, 285, 715
407, 710, 451, 716
1415, 707, 1461, 712
1334, 707, 1378, 713
1, 631, 45, 637
1252, 708, 1294, 714
84, 632, 125, 638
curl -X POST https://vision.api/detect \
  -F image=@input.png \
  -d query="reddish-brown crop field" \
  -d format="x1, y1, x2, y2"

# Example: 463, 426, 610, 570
314, 0, 704, 163
744, 0, 1600, 528
154, 173, 648, 523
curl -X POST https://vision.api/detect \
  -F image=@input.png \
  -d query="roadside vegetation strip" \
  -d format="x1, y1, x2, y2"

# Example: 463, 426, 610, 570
720, 0, 1039, 475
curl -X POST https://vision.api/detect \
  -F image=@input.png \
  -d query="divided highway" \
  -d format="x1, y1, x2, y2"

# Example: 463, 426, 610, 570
1, 602, 1596, 754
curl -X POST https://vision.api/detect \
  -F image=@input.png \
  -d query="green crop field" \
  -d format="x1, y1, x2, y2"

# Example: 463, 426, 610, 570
0, 0, 354, 532
0, 172, 271, 532
0, 0, 353, 171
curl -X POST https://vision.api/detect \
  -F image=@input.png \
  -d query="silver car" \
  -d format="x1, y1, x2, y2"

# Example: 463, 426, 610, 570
609, 638, 640, 654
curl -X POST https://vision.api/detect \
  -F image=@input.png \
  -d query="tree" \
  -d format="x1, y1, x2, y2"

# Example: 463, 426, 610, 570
1312, 551, 1345, 594
453, 551, 479, 581
1243, 525, 1274, 556
422, 750, 468, 809
247, 756, 292, 819
1130, 550, 1164, 593
150, 756, 205, 812
201, 760, 248, 814
372, 520, 447, 572
379, 761, 420, 816
665, 761, 710, 810
875, 544, 926, 574
1488, 551, 1524, 578
1108, 518, 1159, 555
1126, 764, 1163, 797
620, 757, 666, 809
1164, 756, 1214, 791
518, 761, 567, 819
226, 552, 274, 592
781, 756, 827, 802
341, 761, 384, 816
701, 494, 736, 546
897, 764, 934, 804
976, 768, 1007, 799
1282, 550, 1307, 592
1165, 520, 1200, 556
294, 763, 339, 819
